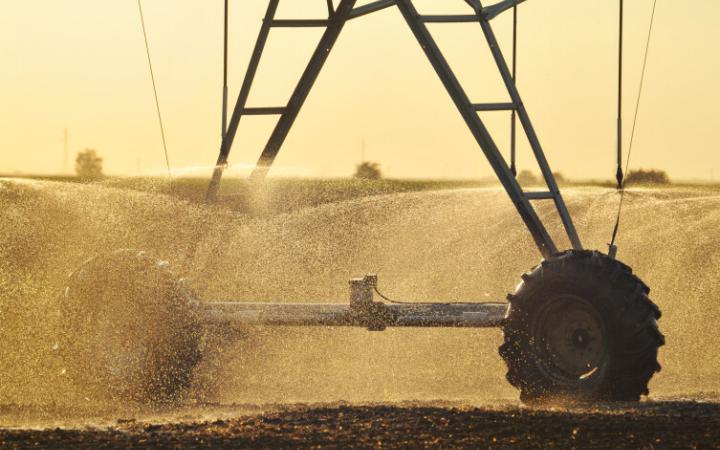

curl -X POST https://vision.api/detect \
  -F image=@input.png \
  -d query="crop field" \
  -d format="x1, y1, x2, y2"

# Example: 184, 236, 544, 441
2, 177, 720, 448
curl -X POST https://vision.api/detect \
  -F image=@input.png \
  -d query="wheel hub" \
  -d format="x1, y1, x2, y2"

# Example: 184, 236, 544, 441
533, 296, 607, 380
571, 328, 591, 350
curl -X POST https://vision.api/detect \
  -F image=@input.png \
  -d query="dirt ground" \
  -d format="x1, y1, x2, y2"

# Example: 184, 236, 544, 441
2, 401, 719, 449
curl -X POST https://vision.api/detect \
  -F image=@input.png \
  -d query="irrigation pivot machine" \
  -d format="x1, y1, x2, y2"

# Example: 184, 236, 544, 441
61, 0, 664, 404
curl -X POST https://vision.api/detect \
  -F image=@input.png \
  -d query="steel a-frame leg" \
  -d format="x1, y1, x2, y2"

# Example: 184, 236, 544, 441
207, 0, 279, 202
207, 0, 581, 258
249, 1, 358, 181
205, 0, 357, 201
396, 0, 581, 257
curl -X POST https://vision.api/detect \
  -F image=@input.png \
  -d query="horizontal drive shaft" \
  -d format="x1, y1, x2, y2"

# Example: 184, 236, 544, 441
199, 301, 508, 330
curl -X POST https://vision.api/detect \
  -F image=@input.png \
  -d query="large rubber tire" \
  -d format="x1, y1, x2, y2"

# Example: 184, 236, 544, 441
499, 250, 664, 404
59, 249, 201, 404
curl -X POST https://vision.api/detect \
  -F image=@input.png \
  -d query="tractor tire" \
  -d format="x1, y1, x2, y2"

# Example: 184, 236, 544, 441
499, 250, 664, 404
59, 249, 201, 405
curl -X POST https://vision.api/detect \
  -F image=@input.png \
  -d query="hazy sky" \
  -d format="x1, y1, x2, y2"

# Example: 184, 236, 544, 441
1, 1, 719, 180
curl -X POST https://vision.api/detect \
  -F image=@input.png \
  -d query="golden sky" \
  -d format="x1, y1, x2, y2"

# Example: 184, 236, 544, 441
1, 1, 719, 180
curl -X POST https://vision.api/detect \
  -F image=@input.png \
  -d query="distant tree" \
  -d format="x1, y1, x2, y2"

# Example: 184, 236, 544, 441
75, 149, 104, 180
354, 161, 382, 180
624, 169, 670, 186
517, 169, 540, 186
553, 171, 566, 183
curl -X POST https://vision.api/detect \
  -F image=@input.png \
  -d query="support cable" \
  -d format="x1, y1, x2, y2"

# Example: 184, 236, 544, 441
138, 0, 173, 180
609, 0, 658, 255
616, 0, 624, 189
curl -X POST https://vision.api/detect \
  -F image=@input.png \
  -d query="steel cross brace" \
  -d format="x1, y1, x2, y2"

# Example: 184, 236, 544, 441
206, 0, 581, 258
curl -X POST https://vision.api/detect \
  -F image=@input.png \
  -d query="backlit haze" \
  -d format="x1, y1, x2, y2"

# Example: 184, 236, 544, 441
1, 0, 719, 180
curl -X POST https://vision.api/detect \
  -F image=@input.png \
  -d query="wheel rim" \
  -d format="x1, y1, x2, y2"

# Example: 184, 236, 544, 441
64, 254, 164, 393
531, 295, 608, 384
61, 250, 201, 404
90, 303, 149, 381
70, 271, 155, 388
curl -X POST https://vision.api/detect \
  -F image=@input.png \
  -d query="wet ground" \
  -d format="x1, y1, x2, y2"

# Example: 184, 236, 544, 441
2, 401, 720, 449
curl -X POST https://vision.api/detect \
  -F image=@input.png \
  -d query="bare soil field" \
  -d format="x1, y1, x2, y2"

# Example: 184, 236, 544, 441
2, 178, 720, 447
2, 402, 720, 449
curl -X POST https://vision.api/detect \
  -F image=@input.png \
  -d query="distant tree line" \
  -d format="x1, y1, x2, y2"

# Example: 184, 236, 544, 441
354, 161, 382, 180
75, 149, 104, 180
516, 170, 565, 186
515, 168, 670, 187
623, 169, 670, 186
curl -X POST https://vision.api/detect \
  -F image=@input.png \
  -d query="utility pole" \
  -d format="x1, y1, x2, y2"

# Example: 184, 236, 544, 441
361, 137, 366, 162
63, 128, 69, 174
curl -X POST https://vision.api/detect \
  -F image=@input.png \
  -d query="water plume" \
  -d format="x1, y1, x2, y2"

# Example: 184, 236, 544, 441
1, 179, 718, 421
